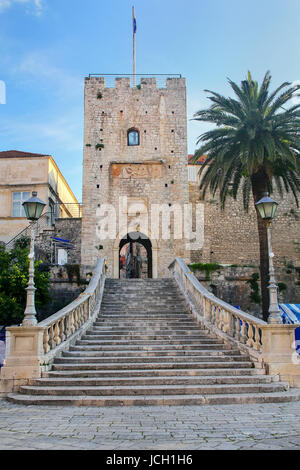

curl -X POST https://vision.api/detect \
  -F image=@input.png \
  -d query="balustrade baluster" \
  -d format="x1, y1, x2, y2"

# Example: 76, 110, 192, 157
60, 319, 65, 343
253, 325, 261, 351
211, 304, 216, 325
227, 312, 234, 337
49, 324, 55, 350
205, 299, 211, 320
70, 312, 75, 334
235, 316, 241, 341
80, 305, 84, 326
54, 321, 61, 346
246, 323, 254, 348
65, 314, 71, 338
217, 308, 223, 330
75, 308, 79, 330
240, 320, 247, 344
222, 310, 229, 333
43, 328, 50, 353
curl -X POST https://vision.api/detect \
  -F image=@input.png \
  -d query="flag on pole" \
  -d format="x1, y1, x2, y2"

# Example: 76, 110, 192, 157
133, 10, 137, 34
132, 6, 136, 86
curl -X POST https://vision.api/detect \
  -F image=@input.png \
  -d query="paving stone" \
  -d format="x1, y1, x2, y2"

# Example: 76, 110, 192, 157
1, 400, 300, 449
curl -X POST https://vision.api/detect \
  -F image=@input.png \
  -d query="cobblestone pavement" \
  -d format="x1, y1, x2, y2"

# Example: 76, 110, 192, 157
0, 399, 300, 450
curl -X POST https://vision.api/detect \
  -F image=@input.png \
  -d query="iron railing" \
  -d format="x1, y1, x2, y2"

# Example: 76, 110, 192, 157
54, 203, 82, 219
5, 212, 52, 252
5, 203, 82, 251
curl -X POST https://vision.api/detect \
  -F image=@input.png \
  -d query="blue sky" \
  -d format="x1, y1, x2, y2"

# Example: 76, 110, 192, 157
1, 0, 300, 201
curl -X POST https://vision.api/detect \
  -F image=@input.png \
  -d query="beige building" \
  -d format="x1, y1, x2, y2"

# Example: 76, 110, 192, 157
0, 150, 80, 244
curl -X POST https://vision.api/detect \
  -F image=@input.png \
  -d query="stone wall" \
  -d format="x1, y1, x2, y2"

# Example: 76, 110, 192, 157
36, 264, 89, 321
35, 217, 82, 265
189, 182, 300, 270
191, 264, 300, 317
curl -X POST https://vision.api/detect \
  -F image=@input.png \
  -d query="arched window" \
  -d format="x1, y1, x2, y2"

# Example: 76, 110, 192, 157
127, 128, 139, 146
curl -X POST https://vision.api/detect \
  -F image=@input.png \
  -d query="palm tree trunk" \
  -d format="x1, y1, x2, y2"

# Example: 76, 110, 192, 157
251, 172, 270, 322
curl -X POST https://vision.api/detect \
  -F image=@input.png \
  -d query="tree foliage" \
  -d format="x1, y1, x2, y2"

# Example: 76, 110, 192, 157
193, 71, 300, 320
193, 71, 300, 210
0, 241, 51, 326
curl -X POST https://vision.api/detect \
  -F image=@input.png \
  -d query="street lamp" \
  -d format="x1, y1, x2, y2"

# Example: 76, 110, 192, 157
21, 191, 46, 326
255, 192, 282, 324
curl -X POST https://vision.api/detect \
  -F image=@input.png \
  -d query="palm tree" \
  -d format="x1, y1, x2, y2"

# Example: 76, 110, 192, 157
193, 71, 300, 321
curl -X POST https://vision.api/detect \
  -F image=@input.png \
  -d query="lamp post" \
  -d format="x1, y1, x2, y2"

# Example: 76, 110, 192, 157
21, 191, 46, 327
255, 192, 282, 324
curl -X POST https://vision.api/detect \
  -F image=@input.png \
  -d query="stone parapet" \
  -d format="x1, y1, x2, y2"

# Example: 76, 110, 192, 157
169, 257, 300, 388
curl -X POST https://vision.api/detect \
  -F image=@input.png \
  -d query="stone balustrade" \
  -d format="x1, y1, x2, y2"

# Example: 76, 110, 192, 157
169, 258, 300, 387
0, 258, 106, 395
38, 259, 104, 359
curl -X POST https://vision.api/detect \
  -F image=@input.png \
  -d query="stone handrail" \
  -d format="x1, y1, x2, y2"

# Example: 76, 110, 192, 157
38, 258, 105, 358
0, 258, 106, 394
169, 258, 266, 353
169, 258, 300, 387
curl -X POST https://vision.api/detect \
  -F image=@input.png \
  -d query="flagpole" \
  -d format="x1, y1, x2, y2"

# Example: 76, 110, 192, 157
132, 6, 136, 87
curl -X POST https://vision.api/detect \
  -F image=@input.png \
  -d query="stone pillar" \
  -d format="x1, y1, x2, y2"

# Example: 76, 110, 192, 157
0, 326, 44, 394
261, 324, 300, 387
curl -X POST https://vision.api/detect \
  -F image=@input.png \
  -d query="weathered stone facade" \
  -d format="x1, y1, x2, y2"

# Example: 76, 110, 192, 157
81, 76, 190, 277
35, 218, 82, 265
188, 181, 300, 270
191, 265, 300, 315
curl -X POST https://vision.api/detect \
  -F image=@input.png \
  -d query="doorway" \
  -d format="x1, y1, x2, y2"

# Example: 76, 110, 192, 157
119, 232, 152, 278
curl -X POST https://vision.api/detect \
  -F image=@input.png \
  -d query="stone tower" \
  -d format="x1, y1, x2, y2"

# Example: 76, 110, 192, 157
81, 75, 190, 278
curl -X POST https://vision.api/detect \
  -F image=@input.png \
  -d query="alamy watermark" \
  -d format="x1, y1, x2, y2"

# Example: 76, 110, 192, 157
95, 196, 204, 250
0, 81, 6, 104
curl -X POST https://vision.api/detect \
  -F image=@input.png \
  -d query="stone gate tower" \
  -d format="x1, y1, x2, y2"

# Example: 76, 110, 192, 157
81, 75, 190, 278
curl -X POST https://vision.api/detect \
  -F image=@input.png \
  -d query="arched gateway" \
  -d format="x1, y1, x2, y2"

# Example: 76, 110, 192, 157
113, 231, 158, 279
119, 232, 152, 278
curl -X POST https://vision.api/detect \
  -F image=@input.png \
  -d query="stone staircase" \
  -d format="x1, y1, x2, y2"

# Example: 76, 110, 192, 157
7, 278, 300, 406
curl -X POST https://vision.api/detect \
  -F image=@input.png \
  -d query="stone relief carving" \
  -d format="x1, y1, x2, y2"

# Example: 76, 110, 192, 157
112, 163, 162, 179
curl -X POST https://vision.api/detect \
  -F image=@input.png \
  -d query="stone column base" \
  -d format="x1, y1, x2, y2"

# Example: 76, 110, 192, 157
0, 326, 44, 394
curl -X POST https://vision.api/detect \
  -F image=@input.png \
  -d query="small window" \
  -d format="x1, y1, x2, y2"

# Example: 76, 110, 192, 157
12, 191, 31, 217
127, 129, 139, 146
188, 166, 197, 182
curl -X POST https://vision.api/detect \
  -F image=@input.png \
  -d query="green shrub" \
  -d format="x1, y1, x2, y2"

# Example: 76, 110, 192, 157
188, 262, 222, 279
0, 245, 51, 326
247, 273, 261, 304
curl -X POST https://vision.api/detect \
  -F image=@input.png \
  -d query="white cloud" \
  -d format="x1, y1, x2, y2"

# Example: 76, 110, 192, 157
0, 110, 83, 153
0, 0, 44, 15
13, 51, 83, 101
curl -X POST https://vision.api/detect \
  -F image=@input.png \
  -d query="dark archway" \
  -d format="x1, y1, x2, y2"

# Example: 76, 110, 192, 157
119, 232, 152, 278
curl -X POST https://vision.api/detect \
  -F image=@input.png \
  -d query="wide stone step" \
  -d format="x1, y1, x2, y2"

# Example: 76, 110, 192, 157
71, 343, 226, 352
90, 327, 205, 334
19, 382, 289, 397
94, 320, 196, 326
8, 389, 300, 407
44, 367, 266, 379
55, 351, 249, 364
31, 374, 274, 387
101, 300, 186, 302
86, 327, 208, 334
81, 334, 213, 341
96, 313, 196, 325
77, 338, 223, 346
62, 349, 241, 358
52, 360, 255, 371
98, 312, 192, 316
98, 315, 192, 320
